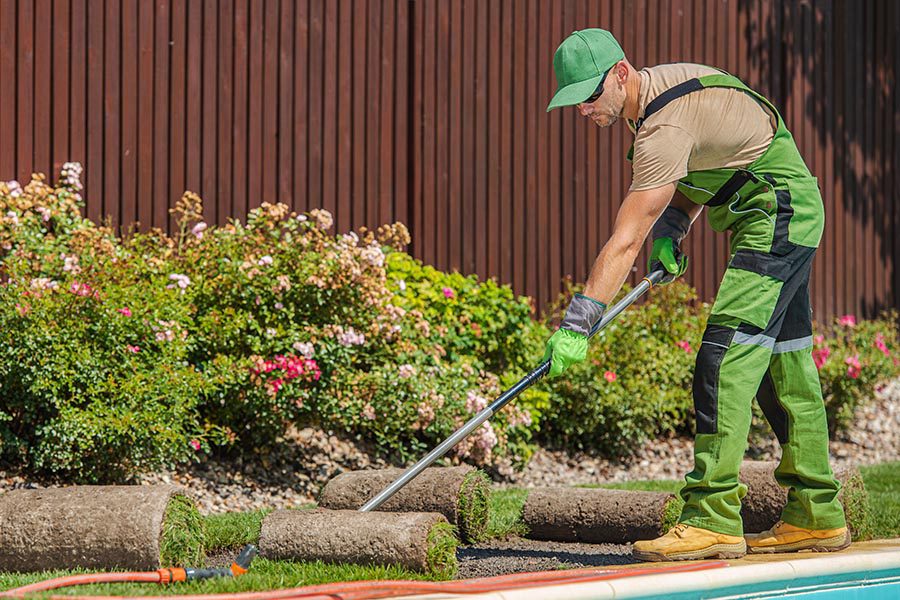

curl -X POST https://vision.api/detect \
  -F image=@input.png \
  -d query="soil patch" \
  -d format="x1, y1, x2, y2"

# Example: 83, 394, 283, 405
457, 537, 633, 579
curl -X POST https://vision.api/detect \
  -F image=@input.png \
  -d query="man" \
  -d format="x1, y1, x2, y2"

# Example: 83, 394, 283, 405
543, 28, 849, 561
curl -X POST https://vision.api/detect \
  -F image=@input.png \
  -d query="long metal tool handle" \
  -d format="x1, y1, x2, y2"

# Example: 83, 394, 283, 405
359, 270, 667, 512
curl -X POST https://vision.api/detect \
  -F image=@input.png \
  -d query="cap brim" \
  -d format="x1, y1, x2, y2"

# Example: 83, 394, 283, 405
546, 75, 603, 112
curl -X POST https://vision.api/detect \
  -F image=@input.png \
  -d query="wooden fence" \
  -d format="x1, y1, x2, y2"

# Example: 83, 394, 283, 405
1, 0, 897, 318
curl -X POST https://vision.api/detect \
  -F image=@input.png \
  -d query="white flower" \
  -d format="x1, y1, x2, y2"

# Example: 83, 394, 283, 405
62, 255, 81, 274
166, 273, 191, 293
266, 328, 277, 337
296, 214, 308, 222
258, 255, 274, 266
397, 279, 406, 291
398, 364, 416, 379
361, 244, 384, 267
292, 341, 315, 358
337, 327, 366, 347
30, 278, 58, 290
466, 390, 488, 413
274, 302, 284, 310
5, 211, 18, 226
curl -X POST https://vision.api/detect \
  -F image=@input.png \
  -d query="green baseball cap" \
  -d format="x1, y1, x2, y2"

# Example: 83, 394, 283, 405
547, 29, 624, 112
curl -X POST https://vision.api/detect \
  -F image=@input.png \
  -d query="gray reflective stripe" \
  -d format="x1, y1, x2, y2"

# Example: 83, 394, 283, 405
733, 331, 776, 350
701, 340, 731, 350
772, 335, 814, 354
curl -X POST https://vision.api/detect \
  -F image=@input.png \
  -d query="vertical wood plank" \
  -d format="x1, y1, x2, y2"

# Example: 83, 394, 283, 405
379, 0, 395, 227
293, 0, 308, 212
277, 0, 294, 205
199, 0, 219, 214
121, 0, 138, 230
185, 0, 203, 195
168, 0, 186, 230
34, 0, 51, 177
247, 0, 263, 209
51, 0, 72, 175
262, 0, 278, 204
0, 0, 15, 179
136, 0, 153, 227
335, 0, 351, 231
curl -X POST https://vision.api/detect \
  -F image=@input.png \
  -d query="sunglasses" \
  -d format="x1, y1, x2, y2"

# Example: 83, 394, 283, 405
583, 69, 611, 104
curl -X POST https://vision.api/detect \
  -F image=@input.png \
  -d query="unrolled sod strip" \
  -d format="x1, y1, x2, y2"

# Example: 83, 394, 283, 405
0, 485, 203, 572
522, 487, 680, 544
259, 508, 458, 578
740, 460, 867, 534
318, 466, 491, 543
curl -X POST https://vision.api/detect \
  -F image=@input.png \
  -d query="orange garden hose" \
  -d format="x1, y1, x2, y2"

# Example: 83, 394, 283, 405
1, 560, 727, 600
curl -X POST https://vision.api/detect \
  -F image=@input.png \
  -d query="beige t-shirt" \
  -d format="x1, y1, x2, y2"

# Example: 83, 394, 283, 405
628, 63, 777, 191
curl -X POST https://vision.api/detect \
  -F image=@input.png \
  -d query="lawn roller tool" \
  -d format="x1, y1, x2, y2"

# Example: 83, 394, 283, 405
257, 269, 666, 575
360, 268, 668, 512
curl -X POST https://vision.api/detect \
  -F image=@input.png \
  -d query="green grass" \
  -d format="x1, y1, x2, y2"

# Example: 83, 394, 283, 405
857, 462, 900, 540
486, 488, 529, 538
158, 494, 205, 567
3, 462, 900, 594
457, 470, 491, 543
425, 522, 459, 579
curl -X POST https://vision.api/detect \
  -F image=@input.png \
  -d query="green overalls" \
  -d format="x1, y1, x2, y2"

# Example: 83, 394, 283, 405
630, 72, 846, 536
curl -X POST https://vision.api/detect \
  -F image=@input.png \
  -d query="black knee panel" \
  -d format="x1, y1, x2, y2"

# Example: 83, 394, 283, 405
692, 324, 736, 434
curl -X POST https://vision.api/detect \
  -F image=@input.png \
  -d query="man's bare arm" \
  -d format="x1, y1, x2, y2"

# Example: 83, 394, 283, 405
582, 183, 678, 305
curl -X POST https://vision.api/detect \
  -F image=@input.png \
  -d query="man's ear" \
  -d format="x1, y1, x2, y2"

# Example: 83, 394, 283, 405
615, 60, 629, 84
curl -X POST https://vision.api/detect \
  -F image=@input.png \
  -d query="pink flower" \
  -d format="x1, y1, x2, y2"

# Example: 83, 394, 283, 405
442, 287, 455, 299
676, 340, 693, 353
875, 333, 890, 357
466, 390, 488, 413
189, 439, 201, 451
814, 334, 825, 345
604, 370, 617, 382
838, 314, 857, 327
398, 364, 416, 379
845, 354, 861, 379
191, 221, 207, 239
338, 327, 366, 347
361, 404, 376, 420
117, 307, 132, 317
68, 281, 94, 297
126, 345, 140, 353
812, 347, 831, 369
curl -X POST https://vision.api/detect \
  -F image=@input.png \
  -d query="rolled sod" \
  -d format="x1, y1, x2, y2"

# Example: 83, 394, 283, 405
0, 485, 203, 572
318, 466, 490, 543
522, 487, 681, 544
740, 460, 868, 535
259, 508, 457, 578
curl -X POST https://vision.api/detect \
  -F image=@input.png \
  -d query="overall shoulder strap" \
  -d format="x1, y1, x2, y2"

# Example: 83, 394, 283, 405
634, 71, 781, 133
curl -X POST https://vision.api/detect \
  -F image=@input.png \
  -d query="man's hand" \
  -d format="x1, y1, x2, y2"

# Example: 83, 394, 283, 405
542, 293, 606, 378
648, 237, 688, 283
647, 204, 693, 284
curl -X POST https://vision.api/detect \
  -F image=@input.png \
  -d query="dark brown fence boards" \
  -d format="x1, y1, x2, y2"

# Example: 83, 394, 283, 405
1, 1, 897, 319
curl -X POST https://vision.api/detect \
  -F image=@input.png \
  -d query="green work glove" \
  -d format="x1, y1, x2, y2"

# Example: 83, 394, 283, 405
648, 236, 688, 283
541, 293, 606, 379
648, 206, 692, 283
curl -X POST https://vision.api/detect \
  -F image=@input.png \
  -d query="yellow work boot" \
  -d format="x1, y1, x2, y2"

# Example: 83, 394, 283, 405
632, 523, 747, 562
745, 520, 851, 554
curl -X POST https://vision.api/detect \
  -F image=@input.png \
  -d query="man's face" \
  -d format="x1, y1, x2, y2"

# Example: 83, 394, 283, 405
576, 67, 625, 127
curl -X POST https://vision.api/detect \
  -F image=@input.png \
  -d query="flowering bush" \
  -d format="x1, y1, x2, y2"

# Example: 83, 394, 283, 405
0, 169, 540, 479
811, 313, 900, 433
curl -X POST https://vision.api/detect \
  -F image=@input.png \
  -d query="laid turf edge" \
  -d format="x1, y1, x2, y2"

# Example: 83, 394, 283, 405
159, 494, 206, 567
840, 469, 869, 539
457, 469, 491, 543
661, 495, 685, 533
425, 522, 459, 579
